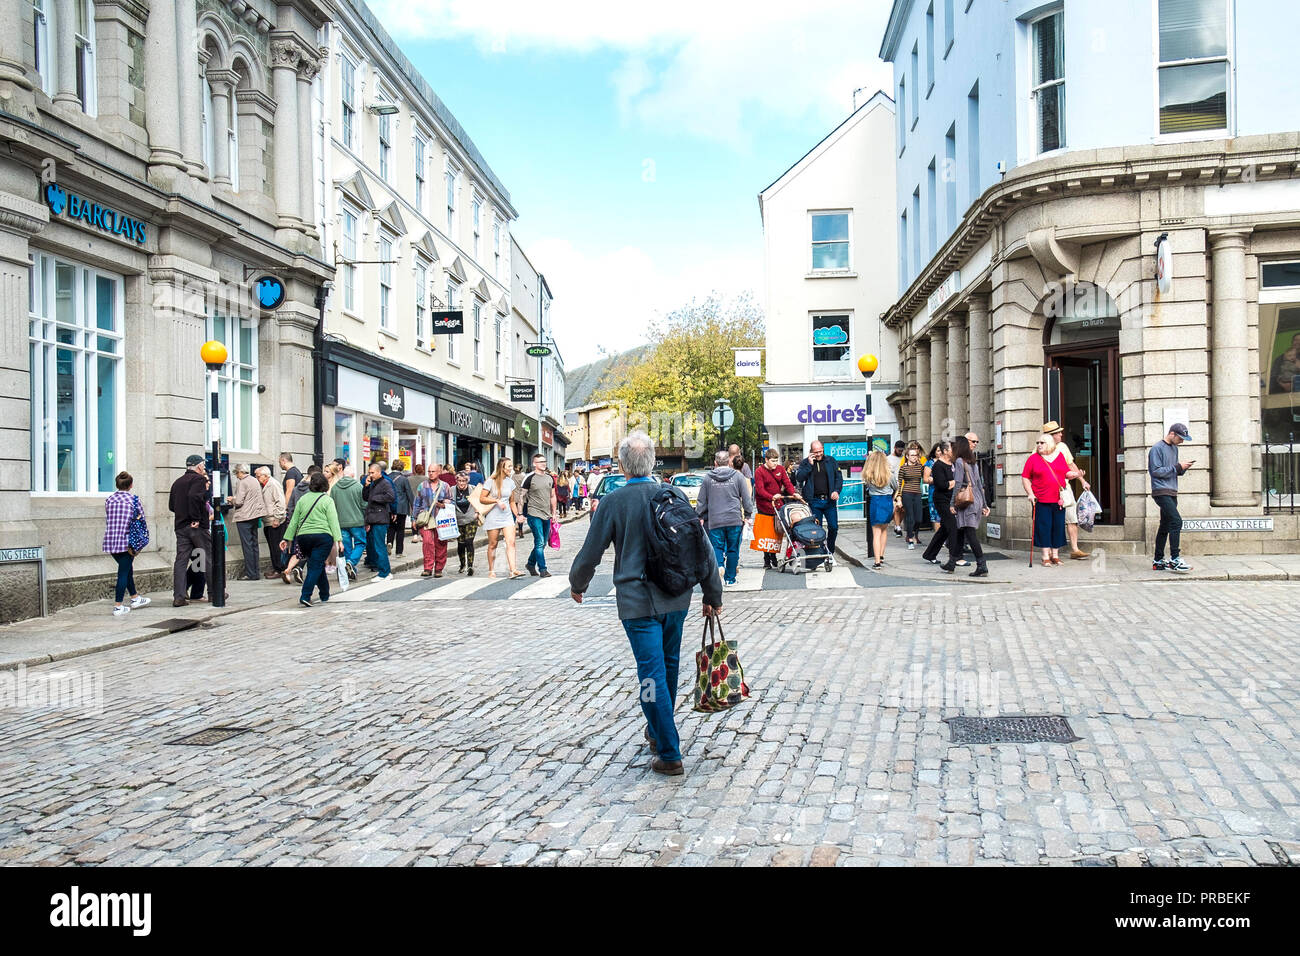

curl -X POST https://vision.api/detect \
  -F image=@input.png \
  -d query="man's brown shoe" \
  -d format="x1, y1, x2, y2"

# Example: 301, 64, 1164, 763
651, 757, 683, 776
173, 598, 188, 607
1070, 549, 1090, 559
645, 729, 658, 754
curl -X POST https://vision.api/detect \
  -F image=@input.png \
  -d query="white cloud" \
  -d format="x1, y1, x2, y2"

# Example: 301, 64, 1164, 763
368, 0, 895, 146
527, 236, 763, 368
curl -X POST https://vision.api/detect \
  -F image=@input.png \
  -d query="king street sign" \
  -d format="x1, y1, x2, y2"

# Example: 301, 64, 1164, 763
525, 345, 552, 358
511, 384, 536, 403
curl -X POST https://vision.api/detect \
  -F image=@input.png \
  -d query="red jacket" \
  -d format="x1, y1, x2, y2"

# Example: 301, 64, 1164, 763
755, 464, 797, 515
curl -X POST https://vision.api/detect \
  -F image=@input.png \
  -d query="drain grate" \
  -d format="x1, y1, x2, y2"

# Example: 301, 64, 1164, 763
147, 618, 200, 633
167, 726, 251, 746
945, 715, 1081, 744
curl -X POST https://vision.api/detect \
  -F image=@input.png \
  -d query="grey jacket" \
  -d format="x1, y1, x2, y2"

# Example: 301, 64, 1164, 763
390, 470, 414, 516
695, 466, 755, 530
952, 458, 987, 529
1148, 439, 1187, 495
570, 480, 723, 620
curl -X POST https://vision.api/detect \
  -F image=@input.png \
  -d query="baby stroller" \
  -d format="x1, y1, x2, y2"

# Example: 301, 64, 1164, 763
774, 500, 832, 574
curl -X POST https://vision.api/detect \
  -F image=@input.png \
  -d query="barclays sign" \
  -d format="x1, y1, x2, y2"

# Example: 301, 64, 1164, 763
44, 184, 148, 245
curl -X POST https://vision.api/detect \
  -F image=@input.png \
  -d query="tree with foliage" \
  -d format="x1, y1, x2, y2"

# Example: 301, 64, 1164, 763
596, 293, 766, 463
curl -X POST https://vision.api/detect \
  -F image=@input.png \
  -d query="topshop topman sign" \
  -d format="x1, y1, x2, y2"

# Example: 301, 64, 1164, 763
510, 384, 536, 403
44, 183, 148, 244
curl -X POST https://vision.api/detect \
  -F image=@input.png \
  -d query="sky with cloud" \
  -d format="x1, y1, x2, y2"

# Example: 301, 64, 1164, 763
369, 0, 895, 368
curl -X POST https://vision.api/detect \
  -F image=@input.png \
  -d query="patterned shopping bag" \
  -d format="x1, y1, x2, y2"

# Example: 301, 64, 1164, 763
693, 616, 750, 713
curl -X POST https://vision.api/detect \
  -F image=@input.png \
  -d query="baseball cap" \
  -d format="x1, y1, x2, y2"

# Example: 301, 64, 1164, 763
1169, 423, 1192, 441
185, 454, 204, 467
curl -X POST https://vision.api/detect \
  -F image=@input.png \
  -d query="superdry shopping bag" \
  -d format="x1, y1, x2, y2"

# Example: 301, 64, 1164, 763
749, 512, 779, 553
693, 616, 750, 714
435, 502, 459, 541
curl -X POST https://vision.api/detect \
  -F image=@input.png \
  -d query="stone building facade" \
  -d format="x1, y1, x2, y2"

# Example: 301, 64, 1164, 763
0, 0, 332, 621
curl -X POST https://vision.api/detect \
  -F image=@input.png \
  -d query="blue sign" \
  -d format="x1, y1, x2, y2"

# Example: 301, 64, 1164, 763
824, 441, 872, 461
252, 275, 286, 311
44, 183, 147, 244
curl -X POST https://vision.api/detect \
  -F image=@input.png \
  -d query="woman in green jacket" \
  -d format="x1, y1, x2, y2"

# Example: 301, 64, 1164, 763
281, 472, 343, 607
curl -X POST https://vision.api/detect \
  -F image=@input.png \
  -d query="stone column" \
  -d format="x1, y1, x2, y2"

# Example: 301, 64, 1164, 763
270, 38, 302, 230
930, 325, 948, 441
176, 0, 205, 180
0, 0, 33, 92
51, 0, 79, 108
207, 70, 236, 187
947, 313, 969, 435
914, 339, 931, 446
296, 53, 320, 237
967, 294, 992, 441
1209, 229, 1255, 506
144, 0, 185, 185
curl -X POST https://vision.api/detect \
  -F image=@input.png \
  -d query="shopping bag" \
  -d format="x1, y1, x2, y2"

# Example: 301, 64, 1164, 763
1075, 490, 1101, 531
335, 560, 350, 592
435, 502, 459, 541
693, 616, 751, 714
749, 513, 779, 553
549, 521, 561, 549
741, 519, 754, 544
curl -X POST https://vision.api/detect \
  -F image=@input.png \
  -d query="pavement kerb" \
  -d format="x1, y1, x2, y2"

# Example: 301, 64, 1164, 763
1, 510, 591, 672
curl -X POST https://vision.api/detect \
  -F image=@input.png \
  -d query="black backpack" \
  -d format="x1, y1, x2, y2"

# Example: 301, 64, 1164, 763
641, 485, 714, 597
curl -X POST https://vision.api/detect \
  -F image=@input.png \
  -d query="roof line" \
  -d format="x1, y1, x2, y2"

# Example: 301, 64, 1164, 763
758, 91, 895, 200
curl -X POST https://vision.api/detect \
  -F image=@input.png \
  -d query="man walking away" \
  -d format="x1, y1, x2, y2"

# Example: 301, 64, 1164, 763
331, 464, 366, 577
169, 454, 213, 607
230, 463, 267, 581
696, 449, 755, 587
522, 453, 559, 577
727, 444, 754, 484
256, 466, 287, 574
279, 452, 302, 504
388, 459, 414, 557
1149, 423, 1194, 572
794, 440, 842, 564
569, 432, 722, 776
362, 461, 395, 578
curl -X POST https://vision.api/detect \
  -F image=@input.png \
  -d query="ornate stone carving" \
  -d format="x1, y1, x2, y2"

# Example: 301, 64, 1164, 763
270, 39, 301, 71
0, 193, 49, 236
297, 54, 322, 82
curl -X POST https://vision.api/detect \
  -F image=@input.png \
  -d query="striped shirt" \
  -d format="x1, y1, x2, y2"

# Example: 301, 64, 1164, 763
898, 462, 926, 495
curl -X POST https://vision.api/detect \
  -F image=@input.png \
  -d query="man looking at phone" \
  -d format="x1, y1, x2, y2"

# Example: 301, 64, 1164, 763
794, 440, 841, 563
1148, 423, 1194, 573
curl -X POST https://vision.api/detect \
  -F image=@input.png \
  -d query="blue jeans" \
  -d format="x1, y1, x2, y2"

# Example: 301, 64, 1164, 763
341, 527, 366, 568
111, 551, 136, 603
809, 497, 839, 552
366, 524, 391, 576
525, 515, 551, 572
622, 610, 689, 762
298, 533, 333, 602
708, 525, 743, 584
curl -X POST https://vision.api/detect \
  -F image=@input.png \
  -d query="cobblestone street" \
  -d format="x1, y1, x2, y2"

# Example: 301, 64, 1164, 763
1, 518, 1297, 867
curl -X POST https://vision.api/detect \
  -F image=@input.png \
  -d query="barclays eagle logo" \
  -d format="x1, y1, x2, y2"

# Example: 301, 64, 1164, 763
45, 184, 67, 215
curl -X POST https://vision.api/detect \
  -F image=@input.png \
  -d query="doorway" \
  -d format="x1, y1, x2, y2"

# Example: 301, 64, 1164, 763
1045, 345, 1121, 524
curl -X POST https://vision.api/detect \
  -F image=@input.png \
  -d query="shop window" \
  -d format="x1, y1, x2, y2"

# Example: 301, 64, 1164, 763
811, 313, 852, 379
1158, 0, 1230, 135
206, 313, 259, 452
334, 411, 355, 470
1260, 261, 1300, 442
29, 254, 123, 493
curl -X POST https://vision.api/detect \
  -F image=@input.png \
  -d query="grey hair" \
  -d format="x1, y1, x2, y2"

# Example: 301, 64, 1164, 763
254, 466, 270, 478
618, 431, 656, 477
233, 463, 249, 476
714, 450, 732, 466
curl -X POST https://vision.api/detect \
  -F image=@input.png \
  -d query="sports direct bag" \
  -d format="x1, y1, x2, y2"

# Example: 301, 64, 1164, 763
1075, 490, 1101, 531
435, 502, 459, 541
642, 486, 714, 597
693, 616, 750, 713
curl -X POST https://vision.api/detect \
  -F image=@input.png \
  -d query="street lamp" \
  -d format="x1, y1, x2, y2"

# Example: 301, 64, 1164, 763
858, 353, 878, 557
201, 339, 229, 609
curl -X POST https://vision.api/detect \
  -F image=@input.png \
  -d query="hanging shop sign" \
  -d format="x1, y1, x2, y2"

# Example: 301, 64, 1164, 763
43, 183, 148, 244
510, 384, 536, 403
516, 415, 536, 443
431, 310, 464, 334
734, 349, 763, 377
251, 275, 286, 311
378, 379, 406, 419
542, 425, 555, 447
526, 345, 553, 358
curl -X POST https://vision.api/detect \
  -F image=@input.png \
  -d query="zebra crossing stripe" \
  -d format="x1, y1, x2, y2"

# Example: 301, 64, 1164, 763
413, 575, 502, 601
727, 567, 766, 592
508, 575, 574, 600
326, 573, 418, 603
804, 565, 857, 589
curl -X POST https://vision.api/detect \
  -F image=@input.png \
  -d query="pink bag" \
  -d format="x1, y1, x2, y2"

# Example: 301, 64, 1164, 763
549, 521, 561, 549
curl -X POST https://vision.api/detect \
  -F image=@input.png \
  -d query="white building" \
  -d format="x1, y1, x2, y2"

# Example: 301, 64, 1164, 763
758, 92, 901, 470
318, 0, 520, 475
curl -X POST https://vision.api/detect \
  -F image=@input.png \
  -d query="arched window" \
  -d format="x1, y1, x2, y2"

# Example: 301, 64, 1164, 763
1043, 280, 1120, 346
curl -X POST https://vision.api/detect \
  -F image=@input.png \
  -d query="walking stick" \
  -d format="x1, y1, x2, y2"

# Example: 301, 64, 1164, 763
1029, 501, 1036, 567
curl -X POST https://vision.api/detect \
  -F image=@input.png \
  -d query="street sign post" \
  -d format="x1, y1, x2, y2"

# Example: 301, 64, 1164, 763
711, 399, 734, 451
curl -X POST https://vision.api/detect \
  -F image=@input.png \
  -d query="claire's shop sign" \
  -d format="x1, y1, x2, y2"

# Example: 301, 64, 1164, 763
797, 403, 868, 425
44, 184, 148, 244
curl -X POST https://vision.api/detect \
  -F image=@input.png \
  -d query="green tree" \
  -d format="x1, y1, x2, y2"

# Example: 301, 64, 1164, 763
596, 293, 766, 462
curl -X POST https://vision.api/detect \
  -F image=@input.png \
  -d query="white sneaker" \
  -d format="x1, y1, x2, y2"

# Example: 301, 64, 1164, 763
907, 542, 916, 551
113, 605, 130, 617
129, 596, 151, 609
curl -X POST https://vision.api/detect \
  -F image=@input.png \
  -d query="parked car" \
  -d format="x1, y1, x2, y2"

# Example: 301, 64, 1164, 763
668, 471, 706, 506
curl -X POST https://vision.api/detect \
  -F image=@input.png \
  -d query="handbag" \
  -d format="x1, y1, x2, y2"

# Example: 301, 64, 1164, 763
435, 501, 459, 541
334, 558, 350, 592
126, 495, 150, 556
693, 616, 750, 714
954, 461, 975, 509
548, 521, 561, 549
1059, 481, 1077, 509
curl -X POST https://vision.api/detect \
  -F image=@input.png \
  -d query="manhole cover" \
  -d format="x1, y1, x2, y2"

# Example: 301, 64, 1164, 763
945, 715, 1080, 744
147, 618, 200, 633
166, 727, 251, 746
